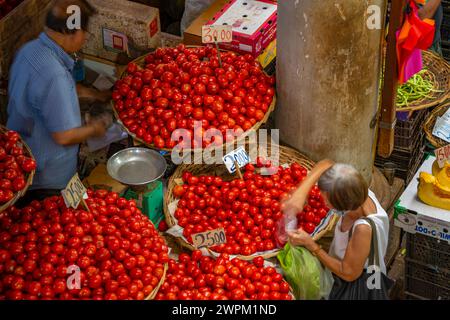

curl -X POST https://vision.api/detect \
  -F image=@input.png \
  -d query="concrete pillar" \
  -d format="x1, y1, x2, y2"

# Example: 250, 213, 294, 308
275, 0, 386, 182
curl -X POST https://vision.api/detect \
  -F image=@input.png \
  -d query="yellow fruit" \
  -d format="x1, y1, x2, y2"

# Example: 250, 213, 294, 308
417, 160, 450, 210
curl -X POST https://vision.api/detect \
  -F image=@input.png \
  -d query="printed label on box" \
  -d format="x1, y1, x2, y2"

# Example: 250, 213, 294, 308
395, 212, 450, 243
149, 17, 158, 37
102, 28, 129, 54
239, 43, 252, 53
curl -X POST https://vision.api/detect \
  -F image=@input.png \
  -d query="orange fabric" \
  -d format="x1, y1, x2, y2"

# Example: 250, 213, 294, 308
396, 0, 435, 83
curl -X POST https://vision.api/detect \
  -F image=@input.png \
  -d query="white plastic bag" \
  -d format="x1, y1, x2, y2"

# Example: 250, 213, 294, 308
180, 0, 215, 34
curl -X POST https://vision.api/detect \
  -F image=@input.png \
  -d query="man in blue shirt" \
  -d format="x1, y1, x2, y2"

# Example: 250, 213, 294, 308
7, 0, 108, 200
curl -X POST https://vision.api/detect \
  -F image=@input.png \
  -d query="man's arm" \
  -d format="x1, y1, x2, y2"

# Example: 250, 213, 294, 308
52, 121, 106, 146
418, 0, 441, 19
39, 75, 107, 146
77, 84, 112, 103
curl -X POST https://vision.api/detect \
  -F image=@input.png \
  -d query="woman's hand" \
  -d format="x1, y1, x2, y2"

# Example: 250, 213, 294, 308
282, 196, 302, 217
287, 229, 317, 251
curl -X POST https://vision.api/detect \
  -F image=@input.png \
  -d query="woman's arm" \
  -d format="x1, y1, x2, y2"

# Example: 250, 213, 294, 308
288, 224, 372, 282
282, 159, 334, 216
418, 0, 441, 20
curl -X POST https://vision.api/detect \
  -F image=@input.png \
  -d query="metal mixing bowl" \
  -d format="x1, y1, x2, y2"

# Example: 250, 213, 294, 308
107, 148, 167, 187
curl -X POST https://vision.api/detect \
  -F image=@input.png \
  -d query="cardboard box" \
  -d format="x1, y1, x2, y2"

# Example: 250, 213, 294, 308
394, 155, 450, 243
183, 0, 230, 46
84, 163, 128, 195
83, 0, 161, 64
207, 0, 277, 57
257, 39, 276, 75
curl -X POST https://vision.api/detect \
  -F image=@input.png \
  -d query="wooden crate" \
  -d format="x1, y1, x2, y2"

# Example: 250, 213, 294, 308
0, 0, 52, 79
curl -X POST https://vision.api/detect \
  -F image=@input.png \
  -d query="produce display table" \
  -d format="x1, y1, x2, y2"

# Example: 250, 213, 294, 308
395, 155, 450, 239
394, 155, 450, 300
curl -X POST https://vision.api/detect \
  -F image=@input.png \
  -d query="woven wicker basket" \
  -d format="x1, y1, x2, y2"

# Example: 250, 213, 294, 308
145, 262, 168, 300
423, 100, 450, 148
396, 50, 450, 112
112, 47, 276, 153
163, 144, 338, 260
0, 125, 35, 212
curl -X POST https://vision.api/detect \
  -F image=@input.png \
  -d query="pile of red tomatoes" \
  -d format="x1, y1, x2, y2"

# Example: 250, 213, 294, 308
0, 190, 168, 300
112, 45, 275, 149
171, 159, 329, 256
0, 129, 36, 205
155, 251, 292, 300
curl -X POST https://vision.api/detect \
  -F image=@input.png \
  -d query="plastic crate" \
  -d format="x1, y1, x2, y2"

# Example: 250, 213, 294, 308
406, 233, 450, 269
405, 258, 450, 300
394, 125, 425, 150
443, 50, 450, 62
375, 138, 425, 170
375, 146, 425, 184
395, 109, 428, 139
395, 129, 426, 154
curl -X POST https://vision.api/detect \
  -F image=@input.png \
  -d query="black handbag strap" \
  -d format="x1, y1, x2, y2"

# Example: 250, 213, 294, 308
348, 217, 380, 268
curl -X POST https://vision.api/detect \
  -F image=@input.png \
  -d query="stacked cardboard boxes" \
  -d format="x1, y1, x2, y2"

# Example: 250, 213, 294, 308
83, 0, 161, 64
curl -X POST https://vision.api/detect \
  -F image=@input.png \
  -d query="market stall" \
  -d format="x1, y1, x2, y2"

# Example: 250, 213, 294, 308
0, 0, 449, 303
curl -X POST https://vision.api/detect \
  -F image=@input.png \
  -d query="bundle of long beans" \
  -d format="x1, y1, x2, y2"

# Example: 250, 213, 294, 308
396, 70, 440, 108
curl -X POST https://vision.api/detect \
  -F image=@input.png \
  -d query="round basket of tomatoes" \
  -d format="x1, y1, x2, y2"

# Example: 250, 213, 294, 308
163, 144, 338, 260
155, 250, 294, 300
111, 44, 276, 153
0, 190, 169, 300
0, 126, 36, 212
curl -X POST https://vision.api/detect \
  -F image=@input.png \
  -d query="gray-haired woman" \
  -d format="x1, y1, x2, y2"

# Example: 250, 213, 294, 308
283, 160, 390, 299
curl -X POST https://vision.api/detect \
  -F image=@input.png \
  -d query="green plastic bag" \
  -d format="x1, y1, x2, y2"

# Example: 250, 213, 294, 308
277, 243, 334, 300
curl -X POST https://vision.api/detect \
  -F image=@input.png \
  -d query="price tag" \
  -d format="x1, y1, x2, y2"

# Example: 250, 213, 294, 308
192, 228, 227, 249
61, 173, 88, 209
202, 25, 233, 44
222, 146, 250, 174
434, 144, 450, 168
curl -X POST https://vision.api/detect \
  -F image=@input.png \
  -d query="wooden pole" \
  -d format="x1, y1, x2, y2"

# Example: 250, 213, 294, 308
234, 160, 243, 180
377, 0, 407, 158
81, 198, 91, 213
214, 37, 223, 68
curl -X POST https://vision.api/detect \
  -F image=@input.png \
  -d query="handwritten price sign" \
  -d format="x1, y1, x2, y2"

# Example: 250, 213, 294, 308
192, 228, 227, 249
61, 173, 88, 209
434, 144, 450, 168
202, 25, 232, 44
223, 146, 250, 174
